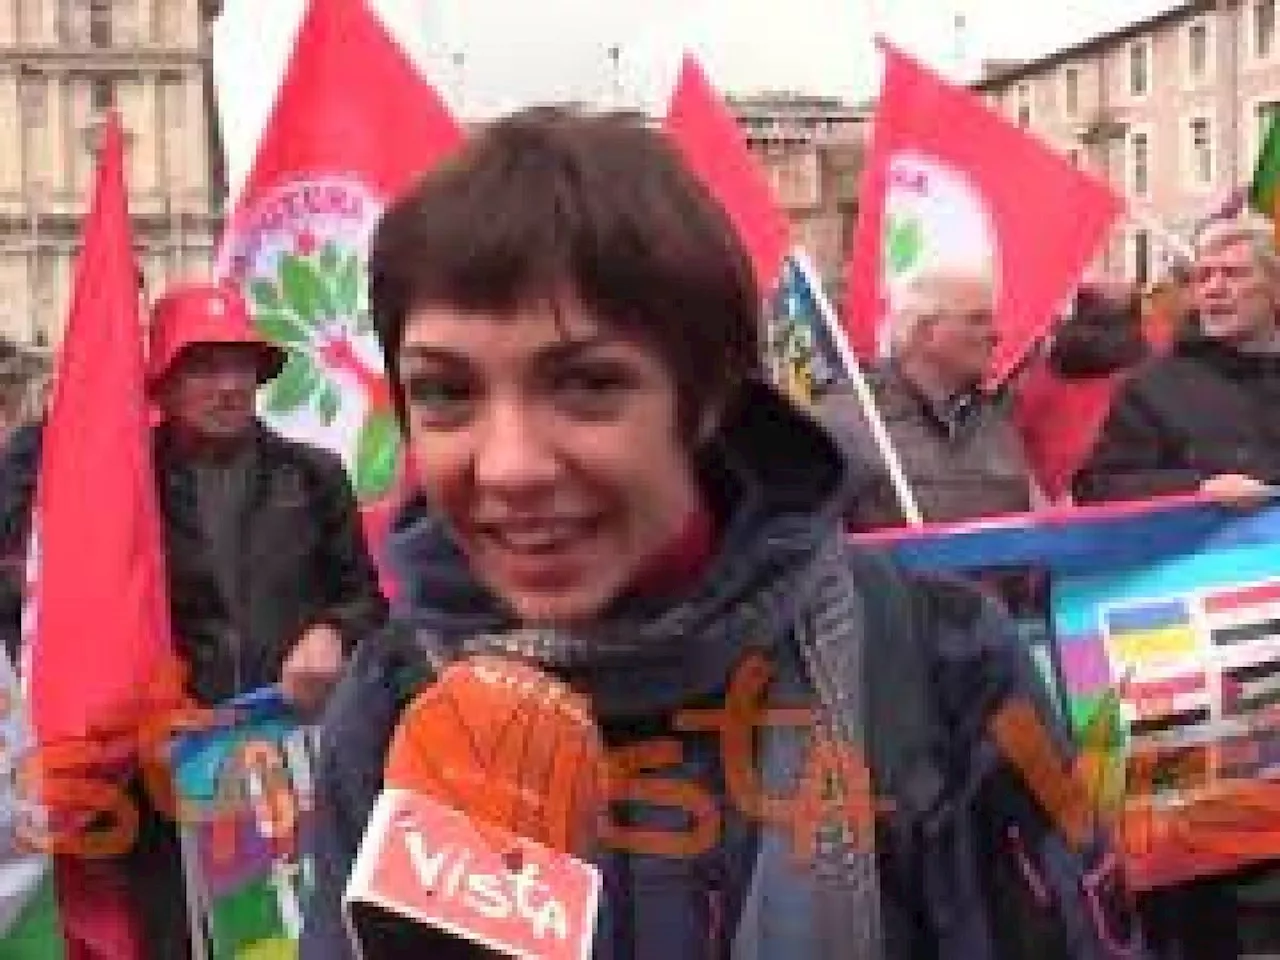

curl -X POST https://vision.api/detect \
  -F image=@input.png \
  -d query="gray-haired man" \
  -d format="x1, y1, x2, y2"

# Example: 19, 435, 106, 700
817, 270, 1034, 530
1075, 218, 1280, 957
1075, 217, 1280, 507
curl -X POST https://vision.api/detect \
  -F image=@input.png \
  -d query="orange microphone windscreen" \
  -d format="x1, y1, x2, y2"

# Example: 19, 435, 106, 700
384, 655, 607, 858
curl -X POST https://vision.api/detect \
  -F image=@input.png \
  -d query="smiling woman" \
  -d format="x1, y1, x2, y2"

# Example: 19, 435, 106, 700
366, 109, 761, 626
299, 107, 1143, 960
393, 305, 702, 625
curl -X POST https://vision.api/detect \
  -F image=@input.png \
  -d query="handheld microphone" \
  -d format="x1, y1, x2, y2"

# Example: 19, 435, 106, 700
344, 655, 607, 959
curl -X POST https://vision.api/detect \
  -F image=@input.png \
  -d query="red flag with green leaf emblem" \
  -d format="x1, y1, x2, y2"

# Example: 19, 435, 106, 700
215, 0, 463, 583
844, 43, 1122, 387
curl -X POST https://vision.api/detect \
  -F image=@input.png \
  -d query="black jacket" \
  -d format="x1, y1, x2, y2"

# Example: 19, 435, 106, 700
156, 424, 387, 703
0, 420, 44, 658
1074, 336, 1280, 503
0, 421, 388, 703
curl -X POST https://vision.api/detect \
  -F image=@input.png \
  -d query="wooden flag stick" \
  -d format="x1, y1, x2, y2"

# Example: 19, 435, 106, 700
789, 249, 926, 527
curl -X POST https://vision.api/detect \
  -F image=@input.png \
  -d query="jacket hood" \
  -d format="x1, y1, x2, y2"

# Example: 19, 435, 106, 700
381, 380, 855, 715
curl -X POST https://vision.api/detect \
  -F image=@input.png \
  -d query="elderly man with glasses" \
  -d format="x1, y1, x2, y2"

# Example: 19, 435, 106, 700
818, 270, 1034, 530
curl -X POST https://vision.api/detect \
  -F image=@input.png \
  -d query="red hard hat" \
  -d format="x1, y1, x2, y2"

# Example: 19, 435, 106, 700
147, 281, 286, 388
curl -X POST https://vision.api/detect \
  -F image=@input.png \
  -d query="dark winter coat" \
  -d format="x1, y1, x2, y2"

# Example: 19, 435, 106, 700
155, 423, 387, 703
0, 420, 388, 703
0, 420, 42, 659
1074, 335, 1280, 504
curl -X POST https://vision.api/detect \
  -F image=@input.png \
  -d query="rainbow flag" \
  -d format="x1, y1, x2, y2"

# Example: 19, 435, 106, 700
171, 688, 316, 959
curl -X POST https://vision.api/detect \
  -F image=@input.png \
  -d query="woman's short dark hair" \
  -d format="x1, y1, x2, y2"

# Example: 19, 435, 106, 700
369, 106, 763, 439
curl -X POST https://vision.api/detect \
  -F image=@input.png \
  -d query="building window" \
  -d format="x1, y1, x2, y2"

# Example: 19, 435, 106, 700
1188, 21, 1209, 78
54, 0, 72, 41
1257, 0, 1276, 59
32, 255, 55, 345
1016, 83, 1032, 127
1130, 131, 1150, 196
1133, 230, 1151, 287
159, 75, 186, 190
160, 74, 186, 128
88, 0, 111, 47
18, 71, 47, 128
1130, 41, 1150, 96
1187, 116, 1214, 187
91, 76, 114, 114
1068, 148, 1082, 168
1063, 66, 1080, 116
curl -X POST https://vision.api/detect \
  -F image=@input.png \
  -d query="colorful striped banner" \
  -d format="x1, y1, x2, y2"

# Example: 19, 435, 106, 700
870, 498, 1280, 888
171, 687, 315, 959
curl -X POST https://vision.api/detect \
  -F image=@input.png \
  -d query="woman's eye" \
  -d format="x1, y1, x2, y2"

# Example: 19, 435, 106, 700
551, 365, 636, 415
404, 376, 473, 422
556, 369, 630, 394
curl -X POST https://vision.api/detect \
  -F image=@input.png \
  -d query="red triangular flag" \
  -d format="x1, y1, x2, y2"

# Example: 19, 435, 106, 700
29, 111, 178, 752
664, 55, 792, 294
844, 43, 1123, 386
217, 0, 464, 593
27, 111, 178, 958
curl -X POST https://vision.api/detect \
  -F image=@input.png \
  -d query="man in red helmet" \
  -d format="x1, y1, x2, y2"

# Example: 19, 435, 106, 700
140, 280, 388, 956
145, 280, 387, 707
2, 281, 388, 701
0, 281, 388, 956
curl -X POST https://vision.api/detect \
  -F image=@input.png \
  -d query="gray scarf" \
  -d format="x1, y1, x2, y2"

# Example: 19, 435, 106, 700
438, 533, 885, 960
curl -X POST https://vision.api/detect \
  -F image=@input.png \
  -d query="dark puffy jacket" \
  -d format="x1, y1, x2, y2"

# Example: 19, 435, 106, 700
0, 420, 44, 659
155, 423, 388, 703
300, 385, 1143, 960
1074, 335, 1280, 503
0, 420, 388, 702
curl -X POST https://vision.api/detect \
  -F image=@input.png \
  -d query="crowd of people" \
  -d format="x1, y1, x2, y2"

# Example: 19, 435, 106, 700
3, 105, 1279, 958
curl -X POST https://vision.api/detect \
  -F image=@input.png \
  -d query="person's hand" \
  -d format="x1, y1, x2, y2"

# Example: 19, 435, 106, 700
1200, 473, 1275, 509
280, 623, 345, 714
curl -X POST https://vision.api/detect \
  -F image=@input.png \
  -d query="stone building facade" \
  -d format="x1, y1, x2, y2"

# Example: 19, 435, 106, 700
731, 91, 868, 295
977, 0, 1280, 284
0, 0, 221, 345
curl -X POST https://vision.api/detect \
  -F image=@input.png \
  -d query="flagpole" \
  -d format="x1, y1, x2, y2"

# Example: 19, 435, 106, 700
451, 51, 466, 106
1125, 209, 1195, 263
790, 249, 926, 526
607, 44, 622, 108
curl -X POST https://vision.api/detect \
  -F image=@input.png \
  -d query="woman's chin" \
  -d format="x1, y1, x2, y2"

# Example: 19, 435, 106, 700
493, 579, 622, 628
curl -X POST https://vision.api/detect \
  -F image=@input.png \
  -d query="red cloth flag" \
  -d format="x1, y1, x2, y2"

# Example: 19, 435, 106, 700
664, 55, 792, 294
216, 0, 464, 592
27, 111, 180, 959
29, 110, 179, 765
843, 43, 1123, 386
1012, 364, 1129, 502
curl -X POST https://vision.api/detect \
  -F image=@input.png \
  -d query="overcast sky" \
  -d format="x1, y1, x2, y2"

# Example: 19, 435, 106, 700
403, 0, 1178, 116
215, 0, 1180, 197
